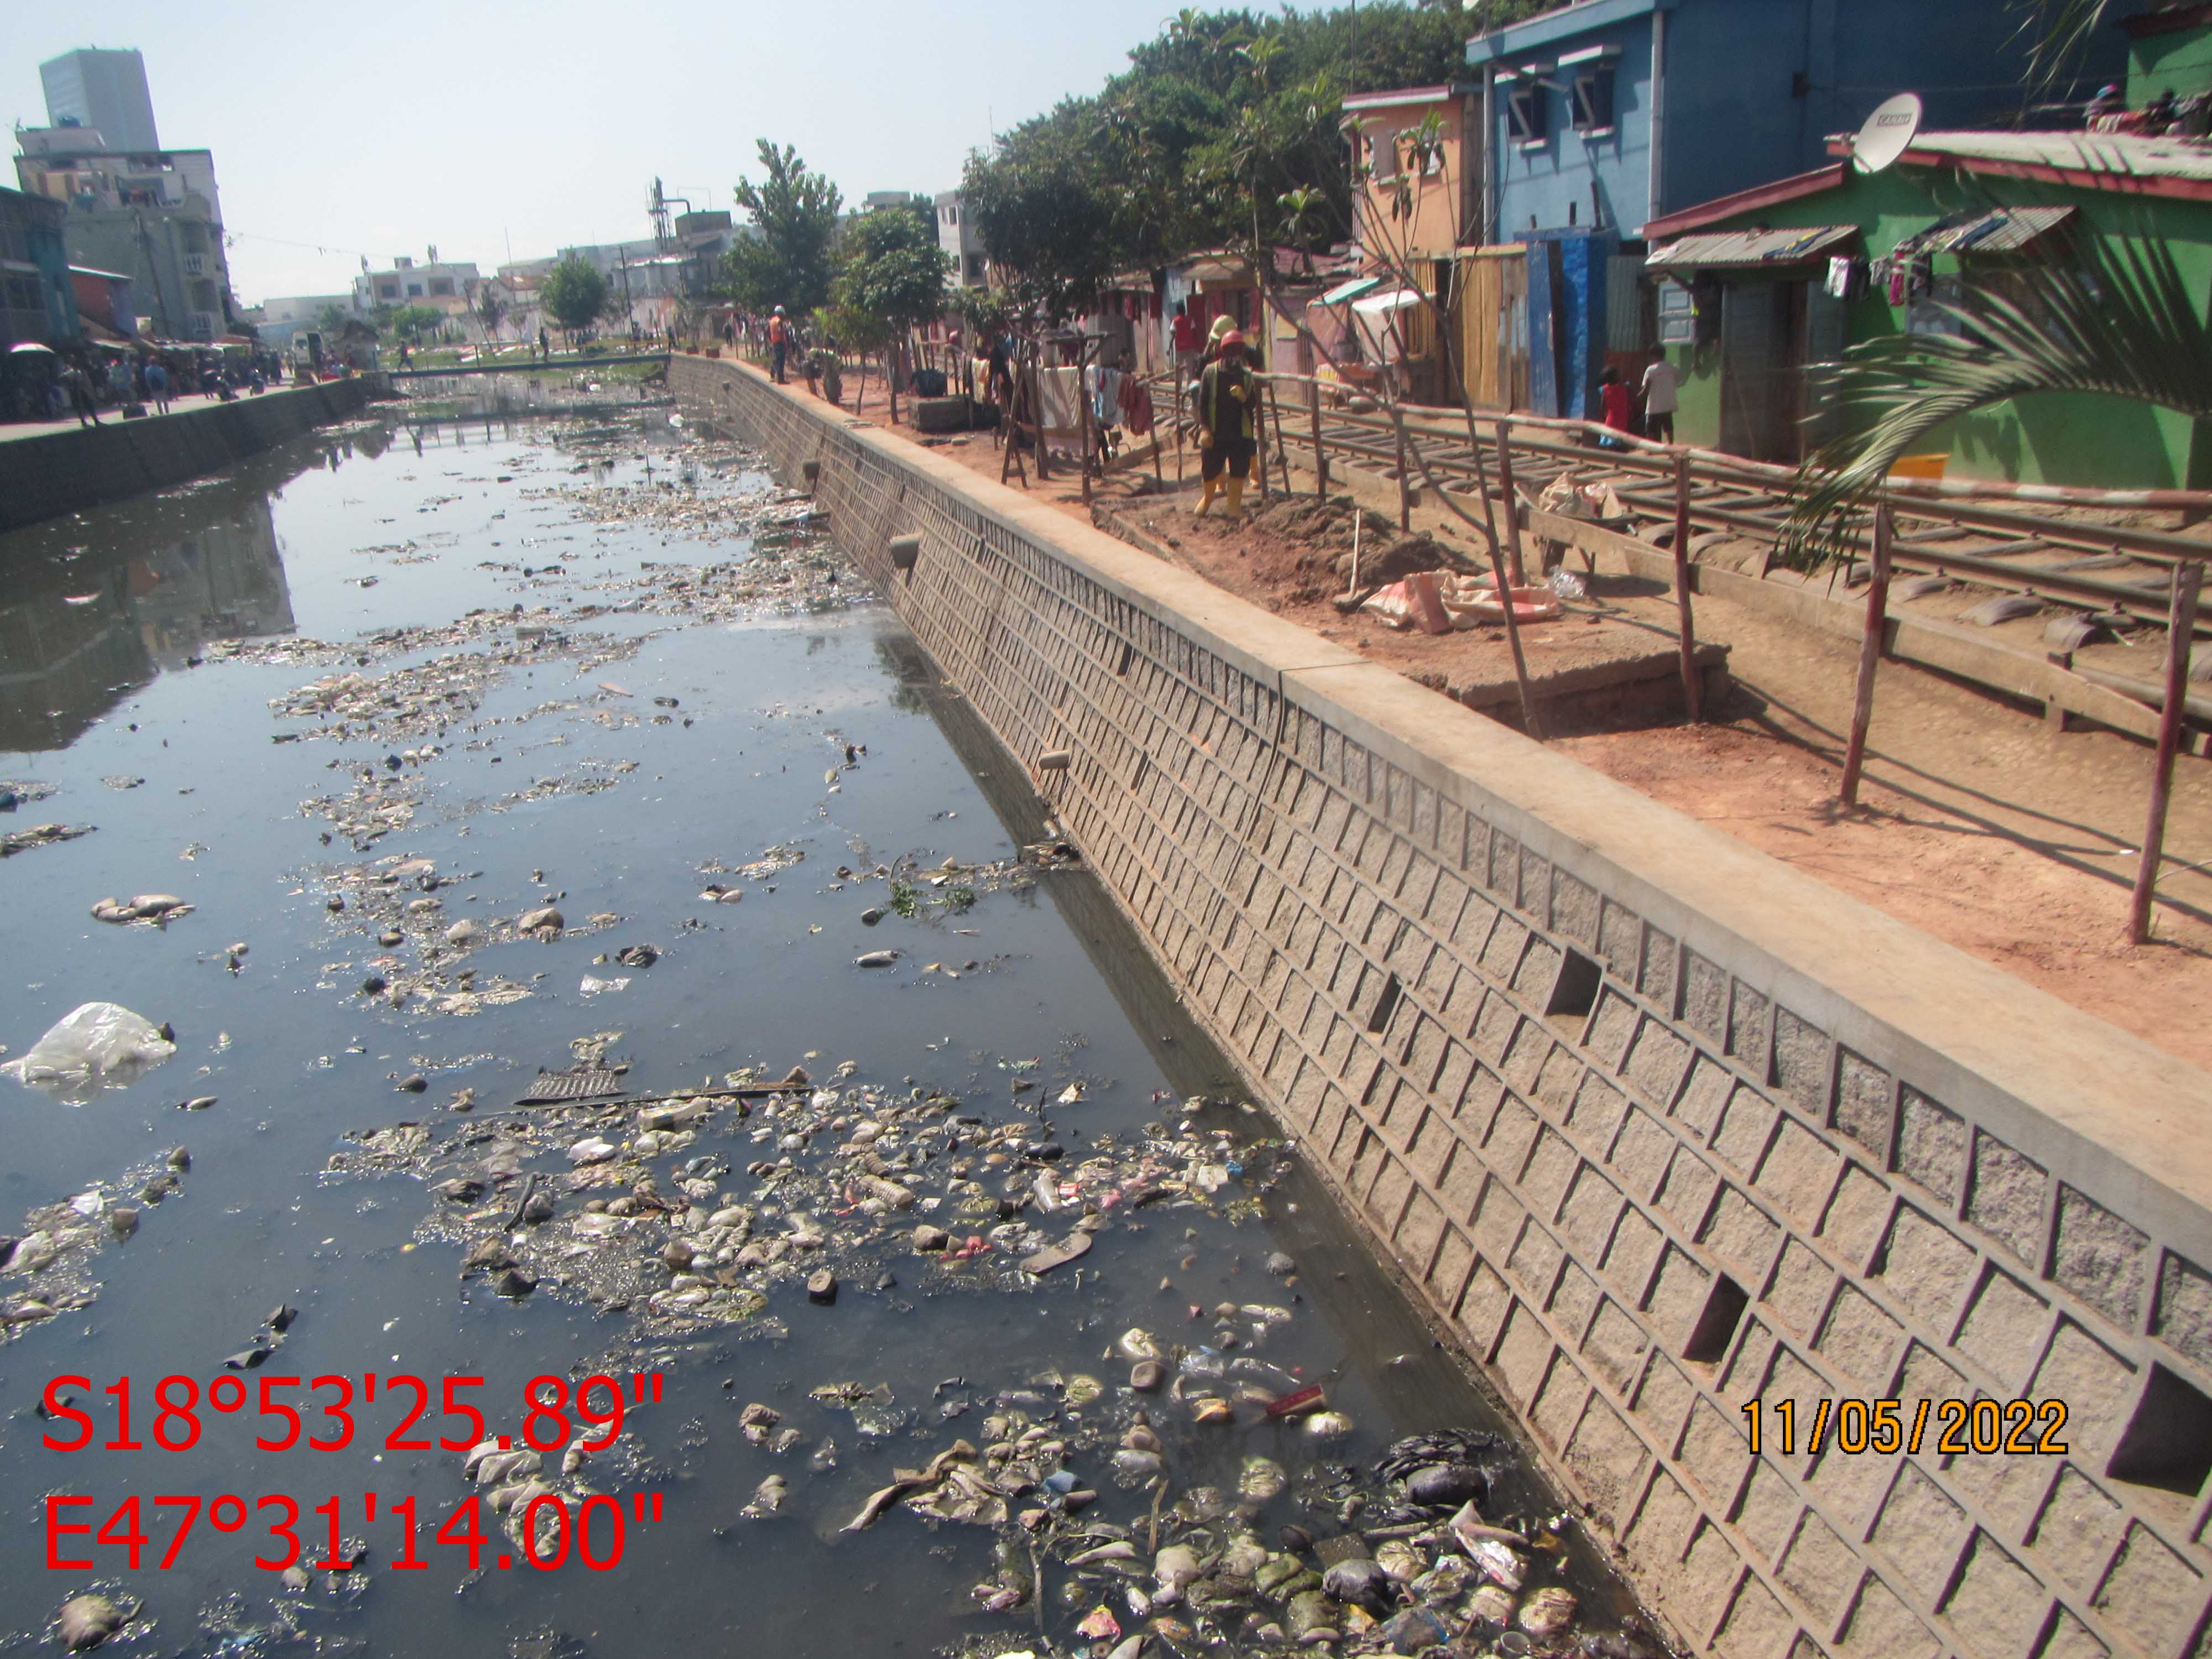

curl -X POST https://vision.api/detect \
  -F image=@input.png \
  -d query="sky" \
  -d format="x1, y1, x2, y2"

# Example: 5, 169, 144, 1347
7, 0, 1166, 304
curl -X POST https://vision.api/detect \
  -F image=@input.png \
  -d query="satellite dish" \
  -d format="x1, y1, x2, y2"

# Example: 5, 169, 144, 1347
1853, 92, 1923, 174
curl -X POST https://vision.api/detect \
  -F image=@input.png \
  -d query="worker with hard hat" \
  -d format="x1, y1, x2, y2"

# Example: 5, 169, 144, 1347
1193, 327, 1258, 522
769, 306, 791, 384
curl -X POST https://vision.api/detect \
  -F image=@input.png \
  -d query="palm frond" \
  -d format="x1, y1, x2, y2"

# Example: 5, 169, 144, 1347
1783, 230, 2212, 567
2009, 0, 2114, 99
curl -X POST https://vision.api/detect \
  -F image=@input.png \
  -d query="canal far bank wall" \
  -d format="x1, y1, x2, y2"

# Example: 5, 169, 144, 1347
0, 378, 373, 535
675, 353, 2212, 1659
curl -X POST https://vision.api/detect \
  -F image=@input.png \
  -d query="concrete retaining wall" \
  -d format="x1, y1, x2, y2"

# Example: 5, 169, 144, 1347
676, 354, 2212, 1659
0, 379, 373, 534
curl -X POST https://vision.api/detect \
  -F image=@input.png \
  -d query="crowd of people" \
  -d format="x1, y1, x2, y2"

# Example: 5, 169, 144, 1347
3, 341, 290, 426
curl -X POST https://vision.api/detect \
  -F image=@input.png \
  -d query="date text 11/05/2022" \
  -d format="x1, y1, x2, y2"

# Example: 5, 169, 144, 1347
1741, 1397, 2070, 1458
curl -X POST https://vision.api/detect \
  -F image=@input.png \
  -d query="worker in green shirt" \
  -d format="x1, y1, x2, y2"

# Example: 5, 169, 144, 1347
1193, 328, 1256, 522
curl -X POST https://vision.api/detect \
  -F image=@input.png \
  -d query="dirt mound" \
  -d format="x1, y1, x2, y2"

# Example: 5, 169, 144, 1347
1334, 531, 1448, 586
1247, 495, 1360, 551
1241, 497, 1449, 587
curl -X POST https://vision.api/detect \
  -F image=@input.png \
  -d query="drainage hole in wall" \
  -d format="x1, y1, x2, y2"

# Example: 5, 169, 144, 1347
2108, 1363, 2212, 1500
1683, 1272, 1749, 1364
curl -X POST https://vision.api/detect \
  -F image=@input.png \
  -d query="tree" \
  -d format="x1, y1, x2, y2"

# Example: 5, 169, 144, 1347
380, 304, 446, 342
830, 201, 953, 416
959, 4, 1497, 304
724, 140, 844, 317
540, 258, 610, 334
837, 201, 952, 339
472, 280, 507, 342
1787, 229, 2212, 559
317, 302, 349, 334
962, 138, 1119, 322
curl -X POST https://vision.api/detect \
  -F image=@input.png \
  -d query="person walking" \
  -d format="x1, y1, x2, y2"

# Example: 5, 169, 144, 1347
61, 357, 100, 427
1598, 366, 1633, 448
145, 358, 171, 414
1192, 328, 1258, 523
1171, 301, 1201, 382
768, 306, 790, 384
1640, 345, 1679, 444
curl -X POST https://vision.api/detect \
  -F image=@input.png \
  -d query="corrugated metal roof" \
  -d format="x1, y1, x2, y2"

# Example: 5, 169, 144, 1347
1909, 205, 2077, 255
1645, 225, 1858, 268
1905, 129, 2212, 184
1321, 275, 1384, 306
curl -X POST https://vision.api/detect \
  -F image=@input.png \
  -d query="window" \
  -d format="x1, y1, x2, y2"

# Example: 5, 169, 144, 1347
406, 283, 423, 297
429, 278, 453, 296
1369, 128, 1399, 181
1571, 66, 1614, 133
1506, 81, 1547, 145
377, 281, 398, 300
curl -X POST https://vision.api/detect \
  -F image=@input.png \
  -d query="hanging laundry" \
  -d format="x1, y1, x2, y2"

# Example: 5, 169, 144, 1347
1117, 373, 1155, 436
1826, 256, 1853, 300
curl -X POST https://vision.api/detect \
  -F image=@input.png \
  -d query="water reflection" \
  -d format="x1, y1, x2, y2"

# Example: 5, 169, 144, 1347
0, 486, 293, 750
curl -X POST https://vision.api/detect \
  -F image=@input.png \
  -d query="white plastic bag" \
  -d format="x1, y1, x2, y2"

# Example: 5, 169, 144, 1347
1, 1002, 175, 1101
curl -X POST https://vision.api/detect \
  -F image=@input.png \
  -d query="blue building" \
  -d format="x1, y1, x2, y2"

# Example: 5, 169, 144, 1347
1457, 0, 2126, 416
0, 185, 80, 348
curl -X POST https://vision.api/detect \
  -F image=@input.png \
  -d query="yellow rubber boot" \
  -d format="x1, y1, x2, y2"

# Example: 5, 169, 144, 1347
1223, 476, 1245, 523
1193, 476, 1218, 517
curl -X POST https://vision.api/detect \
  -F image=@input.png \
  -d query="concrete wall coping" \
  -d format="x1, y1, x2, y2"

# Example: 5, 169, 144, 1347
703, 356, 2212, 1247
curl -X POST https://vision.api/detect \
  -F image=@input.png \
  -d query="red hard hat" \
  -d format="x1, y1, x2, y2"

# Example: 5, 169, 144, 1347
1221, 329, 1246, 349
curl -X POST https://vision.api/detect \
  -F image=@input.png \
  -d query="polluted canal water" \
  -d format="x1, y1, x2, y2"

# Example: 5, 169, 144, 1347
0, 399, 1657, 1658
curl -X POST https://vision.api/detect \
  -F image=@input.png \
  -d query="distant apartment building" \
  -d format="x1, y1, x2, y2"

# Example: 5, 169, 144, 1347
13, 127, 231, 340
354, 254, 481, 316
934, 191, 986, 285
40, 49, 160, 153
12, 51, 234, 341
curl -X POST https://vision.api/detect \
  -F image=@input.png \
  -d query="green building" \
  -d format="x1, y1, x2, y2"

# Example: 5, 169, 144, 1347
1639, 7, 2212, 488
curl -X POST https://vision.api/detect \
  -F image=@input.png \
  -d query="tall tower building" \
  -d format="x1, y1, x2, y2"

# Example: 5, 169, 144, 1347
39, 49, 160, 152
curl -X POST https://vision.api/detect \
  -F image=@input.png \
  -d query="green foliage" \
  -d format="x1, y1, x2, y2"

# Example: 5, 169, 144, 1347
951, 285, 1006, 336
1785, 231, 2212, 567
540, 258, 611, 331
888, 879, 921, 919
316, 303, 349, 333
961, 3, 1488, 308
835, 201, 952, 337
2008, 0, 2112, 98
725, 140, 844, 317
380, 304, 447, 341
472, 282, 506, 337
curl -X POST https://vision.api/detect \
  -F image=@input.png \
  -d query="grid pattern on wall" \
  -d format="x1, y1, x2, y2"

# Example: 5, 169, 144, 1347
676, 357, 2212, 1659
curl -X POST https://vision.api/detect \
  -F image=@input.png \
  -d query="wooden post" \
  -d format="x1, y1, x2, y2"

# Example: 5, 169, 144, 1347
1308, 379, 1329, 497
1175, 372, 1186, 487
1495, 418, 1528, 586
1267, 381, 1290, 499
1393, 410, 1412, 530
2130, 559, 2204, 943
1671, 453, 1703, 724
1482, 493, 1545, 742
1838, 503, 1895, 808
1150, 378, 1164, 484
1030, 349, 1050, 481
1076, 336, 1093, 507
